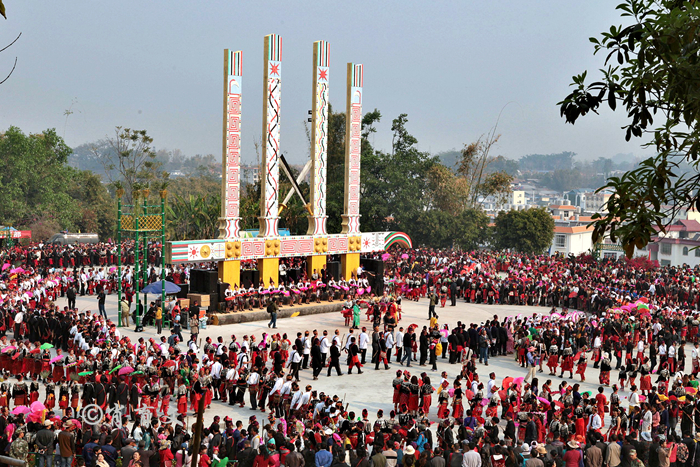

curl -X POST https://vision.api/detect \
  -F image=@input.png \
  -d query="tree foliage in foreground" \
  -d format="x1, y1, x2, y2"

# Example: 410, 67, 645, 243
0, 127, 114, 240
558, 0, 700, 257
493, 207, 555, 254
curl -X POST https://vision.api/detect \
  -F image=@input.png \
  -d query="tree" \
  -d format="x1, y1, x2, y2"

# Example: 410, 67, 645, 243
360, 114, 438, 234
455, 133, 513, 208
67, 169, 117, 240
93, 127, 166, 203
408, 208, 490, 250
493, 207, 554, 254
558, 0, 700, 256
166, 193, 220, 240
0, 127, 80, 232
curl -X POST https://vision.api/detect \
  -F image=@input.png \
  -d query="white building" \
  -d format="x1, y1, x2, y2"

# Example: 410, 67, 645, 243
645, 219, 700, 267
550, 222, 594, 256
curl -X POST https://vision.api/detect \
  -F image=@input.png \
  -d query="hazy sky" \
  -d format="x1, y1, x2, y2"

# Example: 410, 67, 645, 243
0, 1, 642, 166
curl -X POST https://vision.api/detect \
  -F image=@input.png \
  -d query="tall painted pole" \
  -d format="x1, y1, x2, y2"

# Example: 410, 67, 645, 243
307, 40, 330, 235
341, 63, 363, 235
259, 34, 282, 238
340, 63, 363, 281
219, 49, 243, 239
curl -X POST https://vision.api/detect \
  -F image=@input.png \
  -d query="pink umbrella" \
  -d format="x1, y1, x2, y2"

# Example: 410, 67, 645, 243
401, 253, 409, 260
118, 366, 135, 376
1, 263, 9, 271
109, 267, 117, 273
70, 419, 81, 430
537, 397, 551, 406
49, 356, 64, 364
30, 401, 46, 413
2, 345, 16, 353
513, 377, 525, 386
9, 267, 24, 274
12, 406, 30, 415
381, 253, 392, 261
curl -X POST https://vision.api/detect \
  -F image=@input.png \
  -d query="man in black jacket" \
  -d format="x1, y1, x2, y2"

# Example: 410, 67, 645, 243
523, 413, 537, 446
35, 420, 56, 467
327, 342, 343, 376
237, 440, 255, 467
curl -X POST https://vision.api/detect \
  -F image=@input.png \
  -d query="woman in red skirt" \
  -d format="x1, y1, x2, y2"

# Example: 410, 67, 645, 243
176, 378, 188, 416
408, 376, 420, 415
52, 350, 65, 383
639, 357, 652, 395
399, 374, 410, 409
41, 351, 52, 377
11, 349, 23, 377
452, 383, 464, 419
420, 375, 433, 415
58, 384, 69, 414
547, 341, 559, 375
392, 370, 402, 410
575, 354, 588, 382
560, 347, 574, 379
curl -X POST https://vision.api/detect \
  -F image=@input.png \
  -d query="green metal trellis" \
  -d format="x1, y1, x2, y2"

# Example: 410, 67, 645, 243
117, 189, 167, 328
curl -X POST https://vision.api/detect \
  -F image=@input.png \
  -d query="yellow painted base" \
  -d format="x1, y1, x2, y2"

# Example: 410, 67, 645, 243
307, 255, 327, 280
258, 258, 279, 287
218, 260, 240, 288
341, 253, 360, 281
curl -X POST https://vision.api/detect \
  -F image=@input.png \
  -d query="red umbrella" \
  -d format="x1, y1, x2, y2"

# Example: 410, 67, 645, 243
502, 377, 514, 390
553, 400, 564, 408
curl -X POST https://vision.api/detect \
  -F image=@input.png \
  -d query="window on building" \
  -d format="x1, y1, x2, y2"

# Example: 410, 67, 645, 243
555, 235, 566, 248
661, 243, 672, 255
683, 246, 689, 256
563, 211, 569, 218
661, 260, 671, 266
603, 252, 617, 260
695, 248, 700, 257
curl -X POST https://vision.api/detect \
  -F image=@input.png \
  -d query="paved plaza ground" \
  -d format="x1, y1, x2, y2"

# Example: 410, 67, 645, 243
48, 291, 636, 429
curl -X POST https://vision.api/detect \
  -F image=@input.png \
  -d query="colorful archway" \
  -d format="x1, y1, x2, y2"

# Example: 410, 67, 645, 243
384, 231, 412, 250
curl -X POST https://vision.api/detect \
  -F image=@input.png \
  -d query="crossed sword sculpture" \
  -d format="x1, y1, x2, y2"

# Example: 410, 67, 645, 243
278, 154, 314, 217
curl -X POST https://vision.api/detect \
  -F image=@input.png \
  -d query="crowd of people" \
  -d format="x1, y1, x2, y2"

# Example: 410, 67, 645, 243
0, 245, 699, 467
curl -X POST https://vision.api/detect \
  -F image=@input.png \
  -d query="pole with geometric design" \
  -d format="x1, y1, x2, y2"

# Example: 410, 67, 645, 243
341, 62, 363, 235
219, 49, 243, 239
307, 40, 330, 236
259, 34, 282, 238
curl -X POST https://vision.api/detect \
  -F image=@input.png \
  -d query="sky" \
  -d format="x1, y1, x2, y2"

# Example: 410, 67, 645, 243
0, 1, 642, 166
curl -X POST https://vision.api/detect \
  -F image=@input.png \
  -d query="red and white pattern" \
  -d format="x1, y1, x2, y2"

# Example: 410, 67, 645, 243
259, 35, 282, 237
327, 236, 348, 253
280, 238, 314, 256
170, 233, 392, 263
342, 64, 363, 235
221, 49, 243, 239
308, 41, 330, 236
